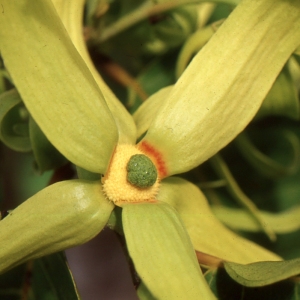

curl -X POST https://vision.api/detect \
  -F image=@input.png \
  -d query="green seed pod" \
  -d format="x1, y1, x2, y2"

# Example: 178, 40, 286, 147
127, 154, 157, 188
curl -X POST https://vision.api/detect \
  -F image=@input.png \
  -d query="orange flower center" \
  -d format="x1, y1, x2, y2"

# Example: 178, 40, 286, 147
102, 144, 160, 207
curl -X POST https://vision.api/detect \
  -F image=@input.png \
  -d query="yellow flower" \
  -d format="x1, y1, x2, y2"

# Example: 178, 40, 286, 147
0, 0, 300, 298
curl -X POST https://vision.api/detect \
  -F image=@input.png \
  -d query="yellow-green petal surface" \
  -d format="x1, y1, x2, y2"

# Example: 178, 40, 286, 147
52, 0, 137, 144
123, 202, 216, 300
0, 0, 118, 174
159, 177, 281, 264
142, 0, 300, 176
0, 180, 113, 274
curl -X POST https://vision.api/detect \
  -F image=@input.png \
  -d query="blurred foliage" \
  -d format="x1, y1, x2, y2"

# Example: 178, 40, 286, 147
205, 268, 297, 300
0, 253, 79, 300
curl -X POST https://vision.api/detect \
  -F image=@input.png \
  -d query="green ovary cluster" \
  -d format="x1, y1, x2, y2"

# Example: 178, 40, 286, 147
126, 154, 158, 188
102, 144, 160, 206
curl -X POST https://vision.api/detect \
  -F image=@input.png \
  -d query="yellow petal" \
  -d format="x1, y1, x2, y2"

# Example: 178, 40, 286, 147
141, 0, 300, 176
0, 180, 113, 274
52, 0, 137, 144
123, 202, 216, 300
0, 0, 118, 173
158, 177, 281, 264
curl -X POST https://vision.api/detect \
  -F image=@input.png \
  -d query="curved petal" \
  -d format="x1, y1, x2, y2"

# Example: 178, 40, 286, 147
52, 0, 137, 144
158, 177, 281, 264
133, 86, 173, 139
0, 180, 114, 274
0, 1, 118, 173
141, 0, 300, 176
122, 202, 216, 300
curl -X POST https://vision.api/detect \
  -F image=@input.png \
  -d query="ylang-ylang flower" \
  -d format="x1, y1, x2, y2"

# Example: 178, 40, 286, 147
1, 0, 300, 298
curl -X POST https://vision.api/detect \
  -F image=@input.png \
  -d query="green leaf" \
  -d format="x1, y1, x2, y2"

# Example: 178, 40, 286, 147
212, 205, 300, 234
0, 89, 31, 152
122, 202, 216, 300
29, 117, 67, 173
205, 268, 296, 300
33, 252, 80, 300
0, 180, 113, 274
224, 258, 300, 287
0, 0, 118, 174
140, 0, 300, 177
158, 177, 281, 263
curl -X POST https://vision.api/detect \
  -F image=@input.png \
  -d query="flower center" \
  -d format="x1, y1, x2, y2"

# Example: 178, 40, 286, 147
102, 144, 160, 207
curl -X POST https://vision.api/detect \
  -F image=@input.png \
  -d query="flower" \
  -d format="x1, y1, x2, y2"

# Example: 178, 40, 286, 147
0, 0, 300, 298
